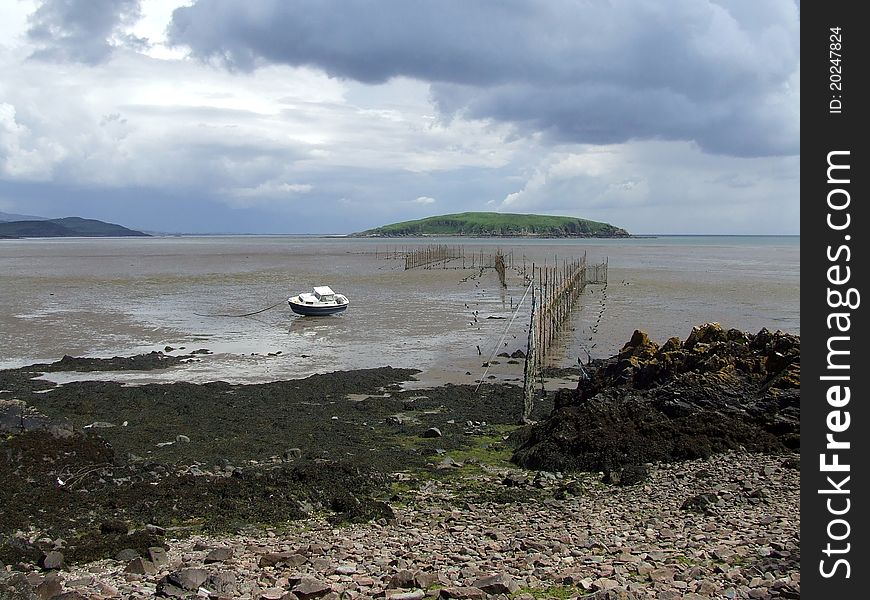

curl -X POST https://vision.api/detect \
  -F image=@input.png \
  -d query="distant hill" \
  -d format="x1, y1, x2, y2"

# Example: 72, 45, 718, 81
0, 217, 149, 238
353, 212, 630, 238
0, 211, 49, 222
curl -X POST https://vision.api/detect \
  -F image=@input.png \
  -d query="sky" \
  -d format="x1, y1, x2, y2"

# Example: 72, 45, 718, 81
0, 0, 799, 235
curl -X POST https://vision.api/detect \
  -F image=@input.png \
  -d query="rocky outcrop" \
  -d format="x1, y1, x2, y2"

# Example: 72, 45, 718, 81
513, 324, 799, 473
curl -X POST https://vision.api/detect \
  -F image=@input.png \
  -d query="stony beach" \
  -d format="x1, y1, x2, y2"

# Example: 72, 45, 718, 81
0, 325, 800, 599
1, 453, 799, 600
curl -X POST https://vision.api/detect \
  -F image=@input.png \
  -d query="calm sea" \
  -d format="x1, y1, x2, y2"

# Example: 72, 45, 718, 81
0, 235, 799, 386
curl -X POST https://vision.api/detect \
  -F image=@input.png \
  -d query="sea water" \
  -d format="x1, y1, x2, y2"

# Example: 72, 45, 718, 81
0, 235, 799, 386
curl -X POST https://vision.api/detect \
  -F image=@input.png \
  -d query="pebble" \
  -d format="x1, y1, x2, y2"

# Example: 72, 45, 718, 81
19, 452, 797, 600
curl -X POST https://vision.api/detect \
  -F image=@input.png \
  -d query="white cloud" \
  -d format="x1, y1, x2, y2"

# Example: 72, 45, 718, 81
0, 102, 66, 179
410, 196, 435, 205
496, 141, 798, 234
501, 148, 649, 213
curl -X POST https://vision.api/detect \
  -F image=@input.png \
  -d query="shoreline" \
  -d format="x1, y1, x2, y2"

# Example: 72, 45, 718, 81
0, 324, 801, 599
29, 452, 800, 600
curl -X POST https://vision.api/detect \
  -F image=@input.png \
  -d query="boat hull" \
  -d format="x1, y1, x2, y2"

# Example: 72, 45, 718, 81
288, 300, 348, 316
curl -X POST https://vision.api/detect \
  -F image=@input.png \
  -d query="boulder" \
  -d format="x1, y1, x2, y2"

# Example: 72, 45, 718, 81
39, 551, 64, 571
124, 557, 157, 575
114, 548, 139, 562
148, 546, 170, 567
205, 547, 234, 563
291, 578, 332, 599
35, 576, 63, 600
388, 571, 413, 589
164, 568, 208, 591
472, 573, 519, 594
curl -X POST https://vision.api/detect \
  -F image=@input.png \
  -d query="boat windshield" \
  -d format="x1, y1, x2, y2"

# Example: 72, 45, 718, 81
313, 286, 336, 301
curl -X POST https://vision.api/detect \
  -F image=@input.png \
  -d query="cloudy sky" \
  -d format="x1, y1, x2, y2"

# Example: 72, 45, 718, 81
0, 0, 799, 234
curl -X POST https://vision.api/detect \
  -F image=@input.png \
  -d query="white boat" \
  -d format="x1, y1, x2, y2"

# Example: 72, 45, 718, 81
288, 286, 349, 316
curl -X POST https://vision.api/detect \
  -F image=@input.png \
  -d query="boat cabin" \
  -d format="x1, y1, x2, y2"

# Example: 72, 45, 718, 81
313, 286, 337, 302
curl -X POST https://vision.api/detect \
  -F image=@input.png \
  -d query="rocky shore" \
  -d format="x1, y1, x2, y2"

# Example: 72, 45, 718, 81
0, 453, 799, 600
0, 324, 800, 599
513, 324, 799, 474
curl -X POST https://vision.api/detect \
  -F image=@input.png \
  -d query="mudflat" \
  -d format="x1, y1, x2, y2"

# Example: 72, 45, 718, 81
0, 323, 800, 599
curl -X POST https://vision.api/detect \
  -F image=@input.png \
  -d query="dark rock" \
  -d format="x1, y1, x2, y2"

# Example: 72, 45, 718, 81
291, 577, 331, 599
602, 464, 648, 486
681, 493, 720, 515
258, 552, 299, 568
148, 546, 169, 567
38, 551, 64, 571
510, 349, 526, 359
388, 570, 416, 589
205, 547, 234, 563
100, 520, 129, 535
41, 351, 183, 372
155, 581, 187, 598
472, 573, 519, 594
124, 557, 157, 575
0, 401, 45, 435
413, 571, 437, 589
512, 325, 800, 473
114, 548, 139, 562
166, 568, 208, 591
35, 575, 62, 600
502, 473, 528, 487
206, 571, 238, 594
387, 570, 435, 590
421, 427, 442, 438
619, 330, 658, 360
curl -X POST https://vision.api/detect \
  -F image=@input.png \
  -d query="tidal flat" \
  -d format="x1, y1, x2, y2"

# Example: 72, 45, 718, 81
0, 236, 800, 598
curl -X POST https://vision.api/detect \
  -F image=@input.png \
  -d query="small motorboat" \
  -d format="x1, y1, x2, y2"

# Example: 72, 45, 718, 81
288, 286, 349, 316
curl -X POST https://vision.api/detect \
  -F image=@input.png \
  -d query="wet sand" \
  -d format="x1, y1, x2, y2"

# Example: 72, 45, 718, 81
0, 236, 799, 389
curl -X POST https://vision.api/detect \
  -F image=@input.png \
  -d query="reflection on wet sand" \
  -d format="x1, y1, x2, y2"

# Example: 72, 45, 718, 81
1, 236, 798, 387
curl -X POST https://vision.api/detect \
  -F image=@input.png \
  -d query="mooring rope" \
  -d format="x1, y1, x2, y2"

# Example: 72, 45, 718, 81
194, 299, 285, 318
476, 280, 534, 392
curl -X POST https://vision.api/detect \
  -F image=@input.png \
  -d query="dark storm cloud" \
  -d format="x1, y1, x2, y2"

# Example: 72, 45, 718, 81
168, 0, 799, 157
27, 0, 146, 64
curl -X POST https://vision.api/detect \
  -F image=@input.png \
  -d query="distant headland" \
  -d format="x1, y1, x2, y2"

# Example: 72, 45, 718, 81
0, 215, 149, 239
351, 212, 630, 238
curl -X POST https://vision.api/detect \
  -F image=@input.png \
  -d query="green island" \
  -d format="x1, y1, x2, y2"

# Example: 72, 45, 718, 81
352, 212, 630, 238
0, 217, 149, 238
